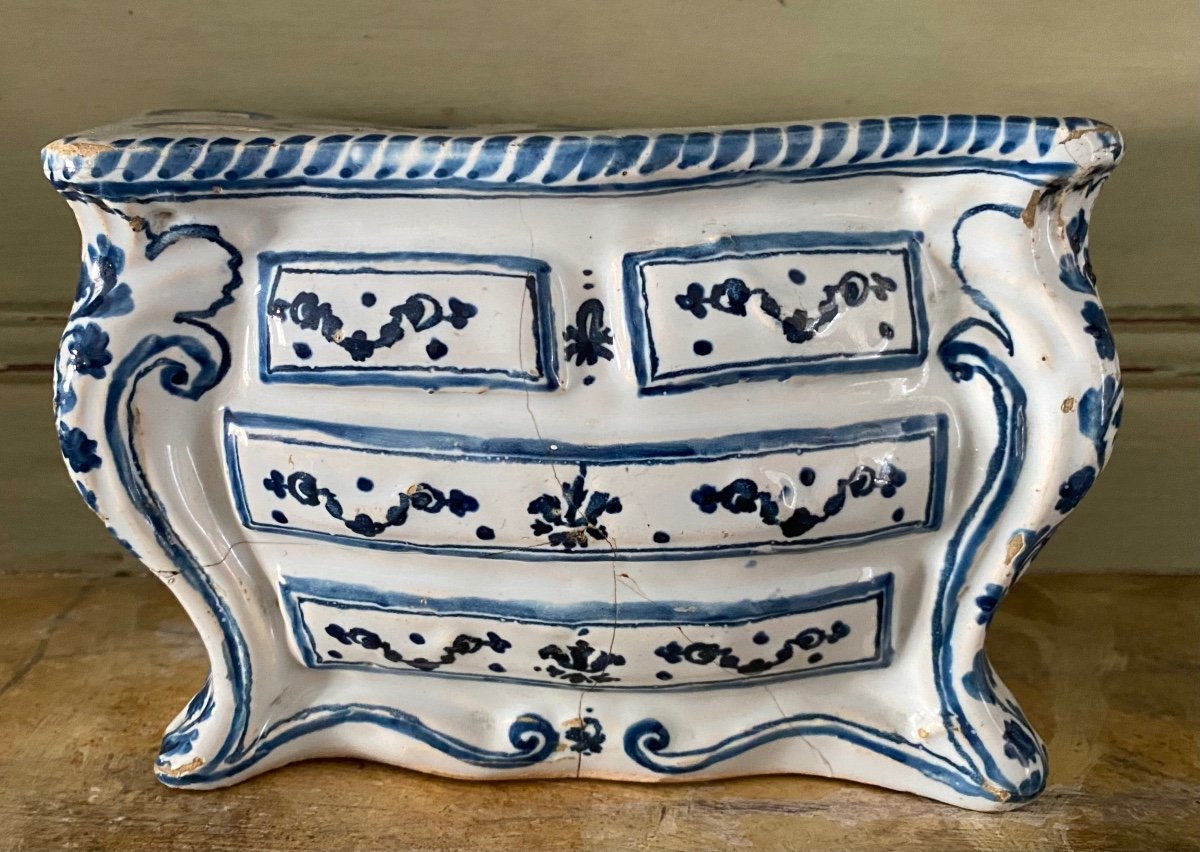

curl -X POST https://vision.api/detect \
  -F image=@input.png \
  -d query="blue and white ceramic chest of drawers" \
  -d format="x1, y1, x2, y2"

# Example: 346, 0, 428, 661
45, 112, 1123, 809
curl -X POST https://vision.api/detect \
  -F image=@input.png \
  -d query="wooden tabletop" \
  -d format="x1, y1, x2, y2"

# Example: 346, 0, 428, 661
0, 569, 1195, 851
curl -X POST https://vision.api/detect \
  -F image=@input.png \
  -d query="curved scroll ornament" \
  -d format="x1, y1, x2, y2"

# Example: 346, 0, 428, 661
55, 196, 558, 784
932, 323, 1047, 801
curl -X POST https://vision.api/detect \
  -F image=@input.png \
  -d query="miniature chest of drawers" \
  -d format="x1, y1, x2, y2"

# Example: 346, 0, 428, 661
45, 112, 1123, 809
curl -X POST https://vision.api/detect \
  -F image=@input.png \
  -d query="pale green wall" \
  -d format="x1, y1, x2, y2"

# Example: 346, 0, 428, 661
1, 0, 1197, 571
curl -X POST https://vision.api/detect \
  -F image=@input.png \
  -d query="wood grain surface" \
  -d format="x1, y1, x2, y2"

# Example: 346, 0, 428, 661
0, 569, 1195, 851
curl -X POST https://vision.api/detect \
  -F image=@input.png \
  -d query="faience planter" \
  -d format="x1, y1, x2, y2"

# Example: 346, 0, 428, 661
44, 112, 1123, 810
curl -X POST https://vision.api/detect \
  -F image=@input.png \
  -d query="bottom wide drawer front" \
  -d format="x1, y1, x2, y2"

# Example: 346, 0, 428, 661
281, 575, 893, 689
226, 412, 947, 560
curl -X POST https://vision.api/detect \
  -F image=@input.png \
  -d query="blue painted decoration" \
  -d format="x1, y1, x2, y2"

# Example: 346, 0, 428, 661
43, 115, 1115, 203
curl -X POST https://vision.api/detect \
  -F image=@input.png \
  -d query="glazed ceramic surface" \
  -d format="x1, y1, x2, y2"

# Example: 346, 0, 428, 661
44, 112, 1123, 810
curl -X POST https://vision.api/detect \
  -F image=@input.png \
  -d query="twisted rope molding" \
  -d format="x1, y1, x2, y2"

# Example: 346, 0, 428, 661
43, 112, 1121, 198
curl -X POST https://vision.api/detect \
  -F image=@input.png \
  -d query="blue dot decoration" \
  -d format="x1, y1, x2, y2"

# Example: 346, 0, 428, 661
475, 525, 495, 540
693, 339, 713, 356
583, 375, 596, 386
653, 531, 671, 544
788, 268, 806, 285
356, 477, 374, 492
292, 342, 312, 360
752, 630, 770, 645
892, 507, 905, 523
361, 292, 377, 307
656, 671, 673, 681
425, 338, 449, 360
488, 663, 505, 673
326, 649, 343, 659
409, 632, 425, 645
800, 467, 817, 487
271, 510, 288, 524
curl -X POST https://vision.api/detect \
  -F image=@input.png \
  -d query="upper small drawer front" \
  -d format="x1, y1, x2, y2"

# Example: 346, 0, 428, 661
624, 231, 928, 394
259, 251, 558, 390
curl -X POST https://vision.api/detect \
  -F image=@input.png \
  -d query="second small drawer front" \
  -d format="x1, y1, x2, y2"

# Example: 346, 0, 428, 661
624, 230, 928, 394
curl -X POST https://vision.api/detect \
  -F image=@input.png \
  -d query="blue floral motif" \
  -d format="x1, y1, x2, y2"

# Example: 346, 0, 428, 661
264, 469, 478, 537
655, 620, 850, 675
73, 234, 134, 320
974, 584, 1005, 625
961, 654, 1045, 793
58, 423, 101, 473
1055, 465, 1096, 514
1002, 719, 1039, 767
675, 269, 897, 345
324, 623, 510, 671
565, 717, 606, 755
693, 462, 906, 539
269, 290, 478, 363
563, 298, 614, 366
1081, 301, 1115, 361
528, 465, 622, 549
64, 322, 112, 379
537, 639, 625, 684
1057, 210, 1097, 295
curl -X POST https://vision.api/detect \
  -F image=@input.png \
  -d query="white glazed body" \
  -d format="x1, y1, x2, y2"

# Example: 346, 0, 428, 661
46, 113, 1123, 809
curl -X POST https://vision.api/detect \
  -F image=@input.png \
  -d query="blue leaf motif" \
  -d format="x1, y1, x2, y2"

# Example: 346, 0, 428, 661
961, 650, 999, 705
1078, 375, 1122, 467
1081, 301, 1115, 361
74, 235, 134, 320
1002, 719, 1039, 767
975, 583, 1005, 625
75, 480, 99, 512
1018, 769, 1046, 799
1055, 465, 1096, 514
1057, 210, 1097, 295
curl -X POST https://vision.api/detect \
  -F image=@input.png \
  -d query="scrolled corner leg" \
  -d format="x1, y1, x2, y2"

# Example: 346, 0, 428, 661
929, 130, 1123, 806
